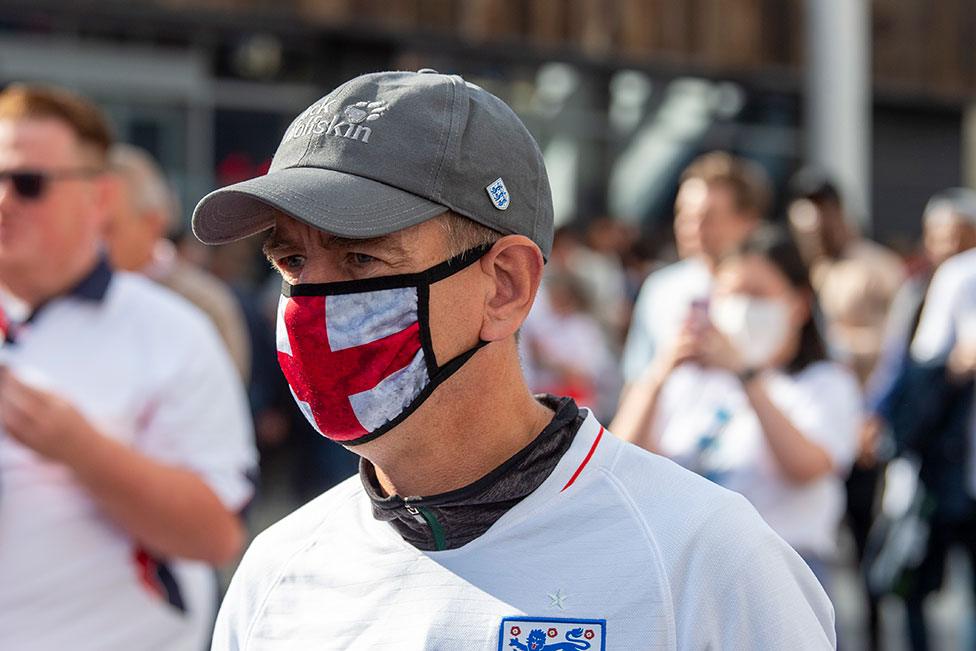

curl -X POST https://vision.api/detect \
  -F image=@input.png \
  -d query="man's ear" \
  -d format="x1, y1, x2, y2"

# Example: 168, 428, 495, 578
143, 208, 171, 239
91, 173, 119, 230
479, 235, 544, 342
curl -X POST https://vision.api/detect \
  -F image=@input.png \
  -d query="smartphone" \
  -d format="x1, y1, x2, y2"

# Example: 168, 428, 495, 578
688, 297, 711, 333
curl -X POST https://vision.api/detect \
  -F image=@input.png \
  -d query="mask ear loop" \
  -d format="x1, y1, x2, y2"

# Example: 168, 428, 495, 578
417, 280, 439, 378
417, 243, 495, 376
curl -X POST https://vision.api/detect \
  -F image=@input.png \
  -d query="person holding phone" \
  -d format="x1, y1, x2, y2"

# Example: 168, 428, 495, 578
620, 152, 771, 386
613, 227, 862, 588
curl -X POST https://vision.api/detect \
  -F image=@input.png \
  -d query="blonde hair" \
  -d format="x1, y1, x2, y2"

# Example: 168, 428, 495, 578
681, 151, 772, 219
0, 84, 113, 163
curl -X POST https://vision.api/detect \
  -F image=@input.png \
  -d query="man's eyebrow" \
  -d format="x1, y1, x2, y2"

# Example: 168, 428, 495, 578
261, 229, 410, 260
322, 233, 409, 258
261, 229, 300, 260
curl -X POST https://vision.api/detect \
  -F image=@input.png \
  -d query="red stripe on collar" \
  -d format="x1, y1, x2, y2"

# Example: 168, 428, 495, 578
560, 426, 604, 492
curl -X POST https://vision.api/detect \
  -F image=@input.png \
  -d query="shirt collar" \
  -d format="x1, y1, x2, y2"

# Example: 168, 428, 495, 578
9, 256, 114, 338
360, 395, 583, 551
66, 255, 114, 303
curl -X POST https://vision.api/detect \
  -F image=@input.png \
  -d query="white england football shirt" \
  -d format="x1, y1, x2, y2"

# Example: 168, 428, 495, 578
214, 413, 834, 650
0, 270, 257, 650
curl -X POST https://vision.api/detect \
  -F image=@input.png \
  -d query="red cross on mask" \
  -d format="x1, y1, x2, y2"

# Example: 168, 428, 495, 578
277, 294, 422, 442
274, 244, 492, 446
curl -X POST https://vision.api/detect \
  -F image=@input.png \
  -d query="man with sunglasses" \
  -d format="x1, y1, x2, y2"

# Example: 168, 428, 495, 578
194, 70, 835, 650
0, 85, 256, 650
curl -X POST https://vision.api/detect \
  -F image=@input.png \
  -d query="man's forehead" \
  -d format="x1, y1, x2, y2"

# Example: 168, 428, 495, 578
0, 117, 81, 167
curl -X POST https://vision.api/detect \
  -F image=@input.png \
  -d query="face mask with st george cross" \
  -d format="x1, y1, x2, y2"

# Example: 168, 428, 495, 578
275, 244, 492, 445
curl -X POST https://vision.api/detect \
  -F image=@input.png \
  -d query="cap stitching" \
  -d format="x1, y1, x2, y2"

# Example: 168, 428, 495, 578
427, 76, 461, 202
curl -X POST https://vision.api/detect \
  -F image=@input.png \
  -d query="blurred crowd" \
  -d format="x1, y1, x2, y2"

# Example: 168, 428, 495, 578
523, 152, 976, 651
2, 82, 975, 650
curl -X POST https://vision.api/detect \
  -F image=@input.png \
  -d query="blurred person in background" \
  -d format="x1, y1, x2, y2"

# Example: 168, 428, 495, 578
866, 188, 976, 438
613, 226, 861, 592
911, 224, 976, 379
881, 224, 976, 650
910, 240, 976, 449
106, 144, 340, 523
0, 84, 256, 650
861, 188, 976, 651
546, 223, 583, 270
521, 271, 621, 421
580, 215, 633, 346
620, 151, 771, 387
542, 219, 629, 349
787, 169, 905, 384
105, 143, 252, 381
620, 233, 662, 303
788, 170, 904, 650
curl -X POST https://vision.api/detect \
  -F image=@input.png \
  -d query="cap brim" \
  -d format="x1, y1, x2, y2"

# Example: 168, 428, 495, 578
192, 167, 449, 244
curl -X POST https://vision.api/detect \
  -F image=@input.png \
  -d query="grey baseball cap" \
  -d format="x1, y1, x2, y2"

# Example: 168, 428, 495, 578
192, 69, 553, 257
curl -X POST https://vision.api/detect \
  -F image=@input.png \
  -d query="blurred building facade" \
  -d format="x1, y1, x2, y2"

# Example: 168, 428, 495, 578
0, 0, 972, 251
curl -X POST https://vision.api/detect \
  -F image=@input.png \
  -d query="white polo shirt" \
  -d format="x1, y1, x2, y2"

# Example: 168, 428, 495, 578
214, 413, 834, 650
0, 263, 257, 650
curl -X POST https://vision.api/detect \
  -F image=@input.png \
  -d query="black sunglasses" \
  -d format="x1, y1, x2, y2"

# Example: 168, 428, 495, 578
0, 168, 104, 200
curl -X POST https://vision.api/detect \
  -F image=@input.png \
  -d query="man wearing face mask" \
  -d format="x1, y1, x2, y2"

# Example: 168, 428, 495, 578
193, 70, 835, 650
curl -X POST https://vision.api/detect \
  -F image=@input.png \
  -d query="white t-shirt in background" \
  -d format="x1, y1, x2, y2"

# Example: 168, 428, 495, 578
910, 248, 976, 363
653, 361, 862, 557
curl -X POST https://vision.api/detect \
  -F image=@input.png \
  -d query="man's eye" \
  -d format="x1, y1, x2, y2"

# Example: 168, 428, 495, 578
348, 252, 378, 267
277, 255, 306, 271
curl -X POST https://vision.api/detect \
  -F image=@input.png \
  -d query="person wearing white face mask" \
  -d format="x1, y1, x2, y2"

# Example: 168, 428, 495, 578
613, 226, 862, 589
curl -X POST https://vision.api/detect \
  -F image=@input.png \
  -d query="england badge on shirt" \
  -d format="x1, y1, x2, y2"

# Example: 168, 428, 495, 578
499, 616, 605, 650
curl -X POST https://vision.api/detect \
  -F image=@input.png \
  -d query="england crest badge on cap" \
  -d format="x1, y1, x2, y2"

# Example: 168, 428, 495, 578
499, 616, 605, 650
486, 177, 510, 210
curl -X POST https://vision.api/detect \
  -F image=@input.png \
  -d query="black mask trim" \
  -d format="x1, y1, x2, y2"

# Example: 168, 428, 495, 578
281, 243, 493, 297
279, 243, 493, 446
